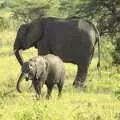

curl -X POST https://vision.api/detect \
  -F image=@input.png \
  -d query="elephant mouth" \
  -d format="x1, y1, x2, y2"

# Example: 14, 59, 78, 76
23, 73, 29, 81
25, 77, 29, 81
24, 73, 34, 81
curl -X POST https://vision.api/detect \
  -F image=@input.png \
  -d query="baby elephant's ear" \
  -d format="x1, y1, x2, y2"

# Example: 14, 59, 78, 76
35, 63, 41, 79
45, 60, 48, 72
35, 58, 44, 79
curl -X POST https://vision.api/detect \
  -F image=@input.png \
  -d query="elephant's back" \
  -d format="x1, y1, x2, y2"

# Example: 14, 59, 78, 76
44, 54, 65, 80
44, 54, 64, 68
44, 18, 96, 64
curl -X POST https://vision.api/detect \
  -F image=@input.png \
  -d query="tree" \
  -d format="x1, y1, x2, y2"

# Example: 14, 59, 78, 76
113, 38, 120, 65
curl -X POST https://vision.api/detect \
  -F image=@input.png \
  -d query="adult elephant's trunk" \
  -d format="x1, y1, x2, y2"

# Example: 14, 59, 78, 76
14, 49, 24, 66
16, 73, 24, 93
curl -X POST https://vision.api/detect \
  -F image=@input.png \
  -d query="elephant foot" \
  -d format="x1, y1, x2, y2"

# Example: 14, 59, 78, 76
46, 94, 51, 100
35, 94, 41, 100
73, 80, 85, 89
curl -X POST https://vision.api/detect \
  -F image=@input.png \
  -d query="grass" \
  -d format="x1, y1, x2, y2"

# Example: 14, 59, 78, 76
0, 28, 120, 120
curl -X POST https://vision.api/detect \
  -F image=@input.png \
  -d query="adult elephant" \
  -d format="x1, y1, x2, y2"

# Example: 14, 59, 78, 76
14, 17, 100, 88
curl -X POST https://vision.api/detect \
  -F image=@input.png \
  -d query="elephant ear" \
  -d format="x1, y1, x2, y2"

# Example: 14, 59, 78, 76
25, 20, 44, 49
35, 57, 48, 80
45, 60, 48, 72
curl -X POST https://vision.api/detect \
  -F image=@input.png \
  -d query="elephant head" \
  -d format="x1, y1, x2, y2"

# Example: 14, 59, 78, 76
16, 56, 48, 93
14, 20, 44, 66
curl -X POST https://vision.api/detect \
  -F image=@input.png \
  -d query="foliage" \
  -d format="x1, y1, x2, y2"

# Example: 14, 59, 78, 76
9, 0, 62, 22
10, 0, 48, 22
99, 37, 114, 68
0, 17, 9, 30
113, 38, 120, 65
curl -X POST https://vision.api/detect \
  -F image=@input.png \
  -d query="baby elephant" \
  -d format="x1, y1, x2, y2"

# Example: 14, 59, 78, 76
16, 54, 65, 99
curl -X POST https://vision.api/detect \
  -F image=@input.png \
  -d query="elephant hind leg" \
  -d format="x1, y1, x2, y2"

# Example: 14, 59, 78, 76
46, 84, 53, 99
57, 82, 63, 98
73, 64, 89, 88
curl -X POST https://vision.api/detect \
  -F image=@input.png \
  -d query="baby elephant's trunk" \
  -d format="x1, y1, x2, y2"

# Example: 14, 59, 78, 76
16, 73, 24, 93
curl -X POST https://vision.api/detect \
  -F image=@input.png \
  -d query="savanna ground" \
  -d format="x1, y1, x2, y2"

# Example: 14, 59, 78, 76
0, 11, 120, 120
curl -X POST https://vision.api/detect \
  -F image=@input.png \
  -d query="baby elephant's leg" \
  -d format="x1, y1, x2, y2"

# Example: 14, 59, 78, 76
57, 82, 63, 97
46, 84, 54, 99
32, 79, 41, 98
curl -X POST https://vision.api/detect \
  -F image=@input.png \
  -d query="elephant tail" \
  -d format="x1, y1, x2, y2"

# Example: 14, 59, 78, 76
93, 24, 101, 70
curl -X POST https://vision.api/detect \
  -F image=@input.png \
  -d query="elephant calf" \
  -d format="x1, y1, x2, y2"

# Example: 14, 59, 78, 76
16, 54, 65, 99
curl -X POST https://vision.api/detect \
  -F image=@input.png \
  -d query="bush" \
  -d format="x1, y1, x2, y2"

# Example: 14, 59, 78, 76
113, 38, 120, 65
10, 0, 62, 22
0, 17, 10, 31
100, 37, 114, 68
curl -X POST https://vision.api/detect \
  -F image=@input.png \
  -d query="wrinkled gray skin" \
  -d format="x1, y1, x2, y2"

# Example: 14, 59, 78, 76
16, 54, 65, 99
14, 17, 100, 88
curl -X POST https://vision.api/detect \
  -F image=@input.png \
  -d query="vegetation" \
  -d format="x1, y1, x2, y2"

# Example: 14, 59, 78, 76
0, 0, 120, 119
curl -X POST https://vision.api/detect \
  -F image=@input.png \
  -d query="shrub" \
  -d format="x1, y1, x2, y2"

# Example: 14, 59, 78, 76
0, 17, 10, 31
113, 38, 120, 65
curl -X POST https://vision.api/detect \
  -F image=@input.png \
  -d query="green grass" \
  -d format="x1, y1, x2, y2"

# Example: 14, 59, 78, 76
0, 29, 120, 120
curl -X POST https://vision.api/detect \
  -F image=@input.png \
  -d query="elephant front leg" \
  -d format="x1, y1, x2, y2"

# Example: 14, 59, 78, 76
32, 79, 42, 99
73, 65, 88, 88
